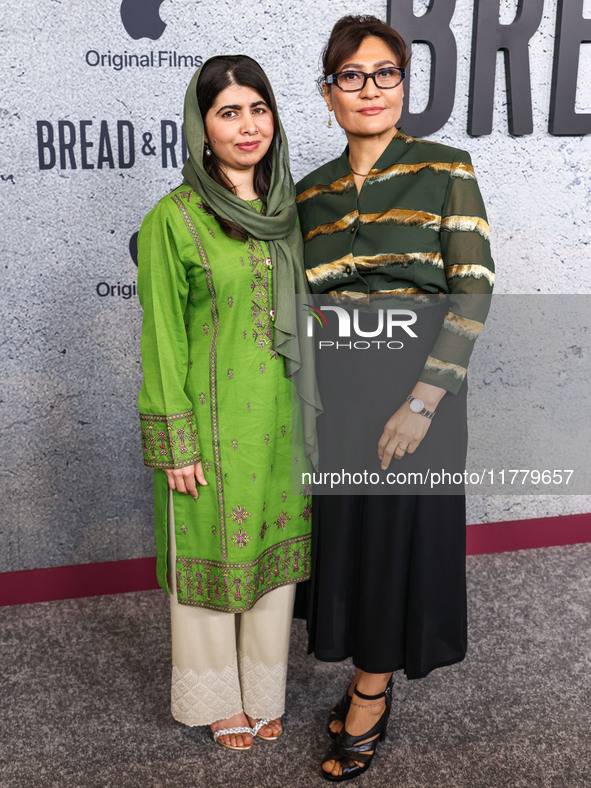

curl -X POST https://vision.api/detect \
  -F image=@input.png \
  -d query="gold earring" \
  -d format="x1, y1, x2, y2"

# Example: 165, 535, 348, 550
328, 110, 333, 128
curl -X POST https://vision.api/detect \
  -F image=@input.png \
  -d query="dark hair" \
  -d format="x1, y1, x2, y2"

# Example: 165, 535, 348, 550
321, 14, 410, 85
196, 55, 279, 241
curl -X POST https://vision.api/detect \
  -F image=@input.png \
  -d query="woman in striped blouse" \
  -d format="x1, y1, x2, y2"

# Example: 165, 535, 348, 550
296, 15, 494, 782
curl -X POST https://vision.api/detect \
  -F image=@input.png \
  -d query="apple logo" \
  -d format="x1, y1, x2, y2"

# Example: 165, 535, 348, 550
129, 232, 139, 266
120, 0, 167, 41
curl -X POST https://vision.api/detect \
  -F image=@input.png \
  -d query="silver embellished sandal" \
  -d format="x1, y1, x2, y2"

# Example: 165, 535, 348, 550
212, 725, 254, 751
251, 717, 283, 741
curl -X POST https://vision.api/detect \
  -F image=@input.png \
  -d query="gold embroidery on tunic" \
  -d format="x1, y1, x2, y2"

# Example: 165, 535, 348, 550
365, 161, 452, 184
318, 289, 433, 306
296, 160, 474, 205
395, 129, 415, 143
176, 534, 311, 612
354, 252, 444, 271
394, 128, 439, 145
306, 252, 444, 286
450, 162, 477, 180
306, 255, 355, 286
303, 211, 358, 242
424, 356, 467, 380
140, 410, 200, 469
360, 209, 441, 230
441, 215, 490, 240
320, 291, 372, 306
445, 264, 495, 286
296, 174, 355, 203
370, 288, 429, 296
443, 312, 484, 339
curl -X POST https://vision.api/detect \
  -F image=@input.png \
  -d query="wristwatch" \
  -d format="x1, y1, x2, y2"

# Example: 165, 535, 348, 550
407, 394, 435, 420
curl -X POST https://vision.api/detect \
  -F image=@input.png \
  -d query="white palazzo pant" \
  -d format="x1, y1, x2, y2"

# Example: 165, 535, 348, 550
167, 491, 296, 727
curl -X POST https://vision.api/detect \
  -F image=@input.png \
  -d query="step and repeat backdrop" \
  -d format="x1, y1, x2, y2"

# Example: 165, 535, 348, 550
1, 0, 590, 573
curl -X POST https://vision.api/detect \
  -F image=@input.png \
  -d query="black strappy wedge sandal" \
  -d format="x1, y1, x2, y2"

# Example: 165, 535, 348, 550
327, 686, 353, 738
327, 675, 392, 739
321, 681, 393, 782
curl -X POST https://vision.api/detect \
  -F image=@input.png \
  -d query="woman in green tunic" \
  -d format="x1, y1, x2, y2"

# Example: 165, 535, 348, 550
138, 56, 318, 750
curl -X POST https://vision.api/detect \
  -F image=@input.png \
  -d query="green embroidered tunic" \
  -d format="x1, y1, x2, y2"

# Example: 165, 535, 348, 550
296, 128, 495, 394
138, 185, 311, 612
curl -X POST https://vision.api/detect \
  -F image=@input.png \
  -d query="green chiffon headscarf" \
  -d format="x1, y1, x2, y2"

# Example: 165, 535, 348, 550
181, 60, 321, 466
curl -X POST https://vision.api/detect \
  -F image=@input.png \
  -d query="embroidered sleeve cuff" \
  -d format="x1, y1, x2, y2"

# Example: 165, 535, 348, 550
140, 410, 201, 469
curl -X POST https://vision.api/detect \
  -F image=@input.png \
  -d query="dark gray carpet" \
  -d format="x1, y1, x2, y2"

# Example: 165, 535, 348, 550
1, 543, 590, 788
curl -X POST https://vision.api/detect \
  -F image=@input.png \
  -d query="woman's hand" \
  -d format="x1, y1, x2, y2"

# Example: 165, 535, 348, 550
377, 406, 432, 470
165, 462, 207, 500
377, 383, 447, 470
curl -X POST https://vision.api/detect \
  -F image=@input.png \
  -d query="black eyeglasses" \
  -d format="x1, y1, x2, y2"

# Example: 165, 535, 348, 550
325, 67, 406, 92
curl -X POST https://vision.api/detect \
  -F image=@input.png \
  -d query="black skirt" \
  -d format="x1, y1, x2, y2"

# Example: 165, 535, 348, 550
306, 300, 468, 678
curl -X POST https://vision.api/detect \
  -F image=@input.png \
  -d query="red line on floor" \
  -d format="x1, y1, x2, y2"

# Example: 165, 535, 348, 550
1, 513, 590, 606
465, 512, 591, 555
0, 557, 159, 607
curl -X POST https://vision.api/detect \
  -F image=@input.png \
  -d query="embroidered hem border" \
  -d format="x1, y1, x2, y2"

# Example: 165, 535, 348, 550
175, 534, 311, 612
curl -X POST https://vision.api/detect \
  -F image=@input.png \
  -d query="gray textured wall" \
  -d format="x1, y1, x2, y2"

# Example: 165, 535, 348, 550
1, 0, 590, 573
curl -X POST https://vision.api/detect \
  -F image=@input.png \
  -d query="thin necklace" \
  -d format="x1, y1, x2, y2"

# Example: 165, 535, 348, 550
349, 162, 373, 177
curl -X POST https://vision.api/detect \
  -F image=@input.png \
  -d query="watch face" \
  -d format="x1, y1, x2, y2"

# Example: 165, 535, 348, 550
410, 397, 424, 413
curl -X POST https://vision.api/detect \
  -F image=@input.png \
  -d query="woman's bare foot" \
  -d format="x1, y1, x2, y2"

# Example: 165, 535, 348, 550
328, 668, 363, 737
210, 712, 253, 749
246, 715, 282, 739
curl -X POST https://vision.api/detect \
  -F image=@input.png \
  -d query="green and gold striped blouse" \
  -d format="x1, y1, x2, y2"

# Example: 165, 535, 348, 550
296, 128, 495, 394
